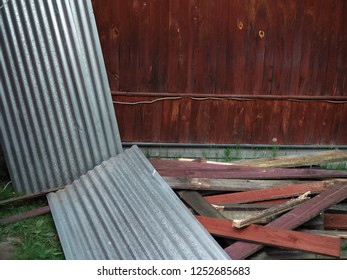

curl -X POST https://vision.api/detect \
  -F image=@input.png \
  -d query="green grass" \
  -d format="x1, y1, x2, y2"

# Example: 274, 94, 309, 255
321, 162, 347, 170
223, 145, 241, 162
0, 181, 64, 260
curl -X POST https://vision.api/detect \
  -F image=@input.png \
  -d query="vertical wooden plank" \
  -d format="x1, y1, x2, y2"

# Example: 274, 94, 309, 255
297, 0, 315, 95
177, 0, 189, 93
288, 0, 304, 95
178, 98, 192, 143
132, 97, 146, 142
118, 0, 131, 91
129, 0, 141, 92
242, 0, 257, 95
252, 0, 267, 95
261, 1, 275, 95
157, 0, 169, 92
314, 0, 331, 96
161, 99, 180, 142
325, 0, 343, 96
138, 0, 151, 92
269, 100, 284, 144
333, 104, 347, 145
112, 96, 136, 141
227, 0, 247, 94
208, 100, 226, 144
167, 0, 179, 93
194, 0, 207, 93
204, 0, 218, 94
147, 0, 160, 92
195, 100, 212, 143
214, 0, 229, 93
92, 0, 121, 91
271, 1, 296, 95
187, 0, 199, 92
188, 99, 199, 143
336, 1, 347, 96
280, 100, 291, 144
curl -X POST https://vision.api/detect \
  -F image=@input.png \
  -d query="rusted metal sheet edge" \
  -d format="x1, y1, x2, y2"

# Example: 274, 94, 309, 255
47, 146, 230, 260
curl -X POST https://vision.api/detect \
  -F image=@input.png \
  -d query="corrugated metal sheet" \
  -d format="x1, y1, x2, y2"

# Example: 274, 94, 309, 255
47, 145, 230, 260
0, 0, 122, 194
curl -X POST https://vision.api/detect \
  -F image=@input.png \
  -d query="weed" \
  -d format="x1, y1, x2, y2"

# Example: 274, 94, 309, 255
271, 145, 279, 158
0, 184, 64, 259
144, 149, 151, 159
223, 145, 241, 162
321, 162, 347, 170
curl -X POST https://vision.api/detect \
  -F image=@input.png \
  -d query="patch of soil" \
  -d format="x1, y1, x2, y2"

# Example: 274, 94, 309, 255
0, 237, 20, 260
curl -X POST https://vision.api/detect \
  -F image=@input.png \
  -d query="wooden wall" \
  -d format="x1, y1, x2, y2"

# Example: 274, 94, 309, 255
92, 0, 347, 145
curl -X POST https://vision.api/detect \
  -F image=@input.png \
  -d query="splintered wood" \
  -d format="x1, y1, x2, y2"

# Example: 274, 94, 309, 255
153, 150, 347, 260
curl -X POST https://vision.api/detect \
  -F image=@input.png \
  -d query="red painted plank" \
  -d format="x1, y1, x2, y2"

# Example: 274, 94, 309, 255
196, 215, 341, 257
204, 181, 330, 204
150, 159, 347, 179
224, 182, 347, 259
324, 213, 347, 230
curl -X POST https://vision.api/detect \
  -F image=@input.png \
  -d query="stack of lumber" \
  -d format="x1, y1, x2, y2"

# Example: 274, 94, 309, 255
1, 149, 347, 259
151, 149, 347, 259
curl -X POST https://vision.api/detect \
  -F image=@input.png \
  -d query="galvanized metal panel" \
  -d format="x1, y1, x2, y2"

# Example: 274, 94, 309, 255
0, 0, 122, 194
47, 146, 230, 260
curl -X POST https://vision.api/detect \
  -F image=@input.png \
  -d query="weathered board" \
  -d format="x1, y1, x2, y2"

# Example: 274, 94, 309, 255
324, 213, 347, 230
151, 159, 347, 179
224, 182, 347, 259
196, 216, 341, 257
92, 0, 347, 145
204, 181, 331, 204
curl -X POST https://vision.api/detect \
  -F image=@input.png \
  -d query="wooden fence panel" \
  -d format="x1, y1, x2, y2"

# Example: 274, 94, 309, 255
93, 0, 347, 145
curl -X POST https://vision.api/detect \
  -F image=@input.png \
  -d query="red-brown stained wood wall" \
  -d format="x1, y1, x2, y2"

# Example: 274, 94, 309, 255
92, 0, 347, 145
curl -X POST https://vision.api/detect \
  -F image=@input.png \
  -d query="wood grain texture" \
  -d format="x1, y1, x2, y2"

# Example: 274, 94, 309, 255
150, 159, 347, 179
93, 0, 347, 145
324, 213, 347, 230
165, 177, 303, 191
204, 181, 331, 204
196, 215, 341, 257
224, 182, 347, 259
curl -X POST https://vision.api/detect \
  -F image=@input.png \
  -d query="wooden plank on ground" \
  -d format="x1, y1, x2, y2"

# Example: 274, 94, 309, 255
232, 149, 347, 168
178, 191, 226, 219
177, 191, 233, 247
204, 181, 332, 204
0, 186, 64, 206
232, 192, 311, 228
196, 215, 341, 257
0, 206, 50, 225
324, 213, 347, 230
150, 159, 347, 179
224, 182, 347, 259
165, 177, 304, 191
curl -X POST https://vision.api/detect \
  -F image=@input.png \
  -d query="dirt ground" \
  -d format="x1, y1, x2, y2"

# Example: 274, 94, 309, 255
0, 237, 20, 260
